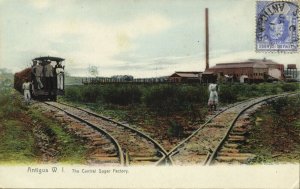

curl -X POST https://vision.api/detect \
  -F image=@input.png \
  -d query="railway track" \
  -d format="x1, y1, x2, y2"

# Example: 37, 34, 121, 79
43, 101, 172, 166
158, 92, 297, 165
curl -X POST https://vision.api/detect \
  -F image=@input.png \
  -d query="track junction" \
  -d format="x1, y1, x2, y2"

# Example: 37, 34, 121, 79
39, 92, 298, 166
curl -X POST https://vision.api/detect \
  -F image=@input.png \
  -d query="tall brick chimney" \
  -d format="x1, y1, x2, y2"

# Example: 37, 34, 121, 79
205, 8, 209, 70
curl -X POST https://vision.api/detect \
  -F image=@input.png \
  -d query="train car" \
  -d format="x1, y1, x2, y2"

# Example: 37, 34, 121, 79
14, 56, 65, 101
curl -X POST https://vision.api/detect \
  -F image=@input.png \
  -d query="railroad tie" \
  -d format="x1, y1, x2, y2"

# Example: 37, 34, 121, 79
217, 152, 254, 157
90, 140, 110, 146
232, 127, 248, 133
228, 135, 246, 142
89, 153, 118, 158
219, 148, 239, 153
224, 143, 239, 148
88, 157, 119, 163
216, 155, 255, 163
131, 157, 160, 162
231, 130, 248, 136
206, 123, 226, 128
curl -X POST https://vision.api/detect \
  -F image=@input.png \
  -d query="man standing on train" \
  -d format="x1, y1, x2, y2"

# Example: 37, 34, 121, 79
44, 61, 54, 94
32, 61, 44, 89
55, 61, 64, 90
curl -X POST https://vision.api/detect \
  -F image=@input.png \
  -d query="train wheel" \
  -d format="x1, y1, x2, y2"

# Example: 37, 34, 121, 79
50, 95, 57, 102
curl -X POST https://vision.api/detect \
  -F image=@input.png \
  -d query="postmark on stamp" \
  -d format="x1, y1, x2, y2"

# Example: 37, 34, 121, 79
256, 1, 299, 52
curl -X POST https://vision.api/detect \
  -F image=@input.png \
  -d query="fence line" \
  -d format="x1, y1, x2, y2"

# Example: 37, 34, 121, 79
82, 77, 188, 84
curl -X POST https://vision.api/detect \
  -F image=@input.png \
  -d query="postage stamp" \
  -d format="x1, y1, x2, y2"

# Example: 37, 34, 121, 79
256, 1, 299, 52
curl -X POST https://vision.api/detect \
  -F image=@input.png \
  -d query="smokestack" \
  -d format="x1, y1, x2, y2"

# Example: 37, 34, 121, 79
205, 8, 209, 70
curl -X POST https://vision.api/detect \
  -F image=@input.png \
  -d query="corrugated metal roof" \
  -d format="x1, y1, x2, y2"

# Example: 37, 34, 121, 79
170, 72, 200, 78
176, 73, 199, 78
209, 61, 268, 69
33, 56, 65, 62
248, 59, 280, 65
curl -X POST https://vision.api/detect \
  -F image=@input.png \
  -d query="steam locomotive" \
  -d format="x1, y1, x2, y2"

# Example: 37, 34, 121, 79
14, 56, 65, 101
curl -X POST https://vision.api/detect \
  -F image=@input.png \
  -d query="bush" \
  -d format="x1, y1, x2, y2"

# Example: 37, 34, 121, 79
178, 85, 208, 105
144, 84, 208, 114
167, 120, 183, 138
64, 86, 82, 102
281, 83, 298, 92
144, 85, 179, 113
102, 85, 142, 105
219, 85, 237, 103
268, 97, 288, 114
80, 85, 102, 103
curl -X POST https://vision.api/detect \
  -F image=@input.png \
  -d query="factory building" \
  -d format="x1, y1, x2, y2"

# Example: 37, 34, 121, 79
169, 71, 202, 83
285, 64, 298, 81
205, 58, 285, 82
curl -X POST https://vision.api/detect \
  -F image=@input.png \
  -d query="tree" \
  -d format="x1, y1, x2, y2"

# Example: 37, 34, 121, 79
88, 66, 98, 77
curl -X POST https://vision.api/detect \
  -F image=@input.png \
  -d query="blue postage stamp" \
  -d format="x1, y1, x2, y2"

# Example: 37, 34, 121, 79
256, 1, 299, 52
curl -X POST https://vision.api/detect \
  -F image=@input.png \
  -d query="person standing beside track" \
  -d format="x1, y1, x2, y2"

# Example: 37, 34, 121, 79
208, 83, 219, 111
22, 79, 32, 104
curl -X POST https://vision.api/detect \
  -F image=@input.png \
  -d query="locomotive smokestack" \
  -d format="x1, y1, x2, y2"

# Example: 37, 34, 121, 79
205, 8, 209, 70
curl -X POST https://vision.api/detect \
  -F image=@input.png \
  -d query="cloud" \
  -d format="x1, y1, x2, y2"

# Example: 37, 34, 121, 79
28, 0, 51, 9
1, 0, 299, 78
35, 13, 174, 74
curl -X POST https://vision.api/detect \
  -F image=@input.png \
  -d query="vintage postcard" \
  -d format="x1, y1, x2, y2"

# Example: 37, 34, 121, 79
0, 0, 299, 188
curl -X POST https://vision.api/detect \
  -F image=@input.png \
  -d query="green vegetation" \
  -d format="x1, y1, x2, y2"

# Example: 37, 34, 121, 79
103, 85, 142, 105
281, 83, 299, 92
60, 82, 299, 140
64, 82, 299, 106
167, 120, 184, 138
28, 110, 87, 163
62, 84, 210, 133
64, 84, 209, 112
0, 120, 36, 163
0, 87, 35, 163
242, 95, 300, 163
219, 82, 299, 102
0, 70, 88, 163
144, 85, 208, 114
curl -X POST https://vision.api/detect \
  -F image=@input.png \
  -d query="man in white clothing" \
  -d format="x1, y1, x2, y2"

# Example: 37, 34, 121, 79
22, 79, 32, 104
55, 62, 64, 90
208, 83, 219, 111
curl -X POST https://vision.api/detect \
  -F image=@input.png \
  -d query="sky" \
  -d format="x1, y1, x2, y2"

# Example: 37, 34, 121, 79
0, 0, 299, 77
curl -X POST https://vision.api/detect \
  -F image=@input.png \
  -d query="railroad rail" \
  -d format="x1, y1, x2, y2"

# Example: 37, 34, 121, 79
158, 92, 297, 165
43, 101, 173, 166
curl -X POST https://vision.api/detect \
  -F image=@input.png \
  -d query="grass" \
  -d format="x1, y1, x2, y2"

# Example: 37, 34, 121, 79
58, 82, 299, 148
0, 120, 36, 164
241, 95, 300, 164
60, 82, 300, 127
0, 79, 88, 164
293, 120, 300, 128
28, 109, 88, 164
